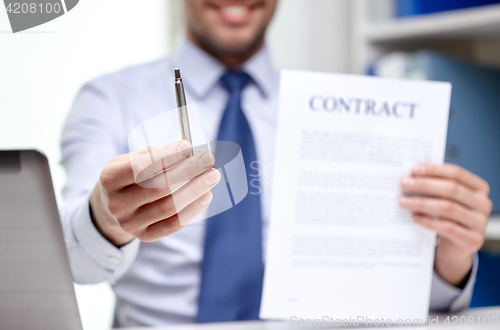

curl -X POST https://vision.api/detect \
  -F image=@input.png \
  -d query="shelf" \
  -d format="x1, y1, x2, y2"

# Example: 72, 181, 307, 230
364, 4, 500, 45
486, 215, 500, 240
482, 215, 500, 254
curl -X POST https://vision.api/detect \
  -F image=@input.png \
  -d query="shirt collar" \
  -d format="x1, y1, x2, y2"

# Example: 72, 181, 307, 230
241, 43, 276, 98
172, 35, 277, 99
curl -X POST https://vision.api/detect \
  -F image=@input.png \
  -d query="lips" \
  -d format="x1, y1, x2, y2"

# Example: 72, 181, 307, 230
216, 2, 256, 24
221, 5, 249, 16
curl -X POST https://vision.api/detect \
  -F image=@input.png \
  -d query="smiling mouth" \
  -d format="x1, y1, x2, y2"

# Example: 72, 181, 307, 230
221, 5, 249, 17
216, 2, 259, 23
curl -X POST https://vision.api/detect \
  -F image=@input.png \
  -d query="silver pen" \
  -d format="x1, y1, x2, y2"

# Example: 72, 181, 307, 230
174, 68, 193, 156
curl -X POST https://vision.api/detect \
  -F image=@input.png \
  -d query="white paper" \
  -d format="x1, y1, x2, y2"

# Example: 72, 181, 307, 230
260, 70, 451, 323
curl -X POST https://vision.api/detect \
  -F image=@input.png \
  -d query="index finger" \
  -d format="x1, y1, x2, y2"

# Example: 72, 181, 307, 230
412, 163, 490, 194
132, 140, 194, 184
108, 140, 193, 189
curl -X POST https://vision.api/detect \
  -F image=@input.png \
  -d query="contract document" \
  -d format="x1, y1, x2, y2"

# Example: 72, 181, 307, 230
260, 70, 451, 323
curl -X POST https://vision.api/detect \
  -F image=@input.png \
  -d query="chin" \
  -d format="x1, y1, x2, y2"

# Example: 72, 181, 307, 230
194, 27, 266, 60
220, 35, 259, 53
185, 0, 276, 63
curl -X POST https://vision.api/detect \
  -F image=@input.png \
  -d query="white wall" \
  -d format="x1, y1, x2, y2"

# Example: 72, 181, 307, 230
0, 0, 171, 205
0, 1, 171, 329
268, 0, 352, 73
0, 1, 352, 329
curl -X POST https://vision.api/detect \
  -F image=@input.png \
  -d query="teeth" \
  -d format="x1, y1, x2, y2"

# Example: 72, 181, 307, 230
221, 6, 249, 17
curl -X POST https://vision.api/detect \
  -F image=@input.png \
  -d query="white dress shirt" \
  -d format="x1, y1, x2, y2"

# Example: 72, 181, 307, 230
60, 36, 478, 327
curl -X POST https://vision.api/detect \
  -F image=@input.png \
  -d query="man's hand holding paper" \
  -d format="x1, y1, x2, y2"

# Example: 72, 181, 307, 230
400, 163, 492, 287
260, 69, 490, 322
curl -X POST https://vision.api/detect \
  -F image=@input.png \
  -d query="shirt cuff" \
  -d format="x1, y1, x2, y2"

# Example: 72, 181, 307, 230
429, 253, 479, 312
73, 197, 140, 284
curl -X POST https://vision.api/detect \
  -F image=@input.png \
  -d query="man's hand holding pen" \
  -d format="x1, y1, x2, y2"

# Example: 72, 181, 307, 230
89, 141, 221, 247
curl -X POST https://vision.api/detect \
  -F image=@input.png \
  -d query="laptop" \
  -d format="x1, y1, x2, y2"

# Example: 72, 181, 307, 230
0, 150, 82, 330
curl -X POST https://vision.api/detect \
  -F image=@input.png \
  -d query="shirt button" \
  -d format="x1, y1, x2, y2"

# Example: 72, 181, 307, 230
109, 256, 120, 264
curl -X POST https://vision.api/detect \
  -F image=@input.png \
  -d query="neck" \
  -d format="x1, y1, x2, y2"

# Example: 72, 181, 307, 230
187, 32, 263, 69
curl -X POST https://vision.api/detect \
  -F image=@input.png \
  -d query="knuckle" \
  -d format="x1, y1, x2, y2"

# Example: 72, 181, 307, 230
471, 234, 484, 250
478, 216, 489, 231
162, 151, 179, 167
413, 197, 424, 208
136, 230, 151, 243
441, 201, 455, 214
106, 199, 121, 216
171, 224, 183, 235
484, 182, 491, 195
150, 186, 167, 198
99, 169, 115, 190
450, 165, 463, 179
152, 172, 169, 189
443, 223, 455, 235
142, 222, 181, 243
189, 207, 198, 219
485, 198, 493, 214
188, 203, 201, 219
186, 160, 197, 178
164, 221, 183, 236
119, 217, 135, 233
191, 181, 205, 199
133, 186, 150, 203
161, 197, 177, 218
122, 162, 135, 181
446, 182, 460, 196
134, 155, 149, 175
130, 159, 149, 180
142, 235, 156, 243
415, 178, 426, 190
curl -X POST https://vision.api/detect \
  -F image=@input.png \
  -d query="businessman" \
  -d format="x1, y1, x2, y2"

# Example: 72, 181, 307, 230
61, 0, 493, 327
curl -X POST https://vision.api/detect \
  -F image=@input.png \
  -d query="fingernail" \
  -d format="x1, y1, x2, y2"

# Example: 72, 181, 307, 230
204, 170, 220, 186
401, 177, 415, 186
199, 152, 214, 169
200, 193, 213, 206
413, 164, 426, 175
178, 141, 192, 156
400, 196, 414, 206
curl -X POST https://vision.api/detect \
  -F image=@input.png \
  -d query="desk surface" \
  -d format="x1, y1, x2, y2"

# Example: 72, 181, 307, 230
122, 307, 500, 330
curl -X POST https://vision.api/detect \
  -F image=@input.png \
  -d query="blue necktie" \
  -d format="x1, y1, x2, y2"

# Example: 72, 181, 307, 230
196, 71, 264, 323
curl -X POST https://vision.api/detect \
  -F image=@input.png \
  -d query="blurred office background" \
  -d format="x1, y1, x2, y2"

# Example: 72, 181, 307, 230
0, 0, 499, 329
